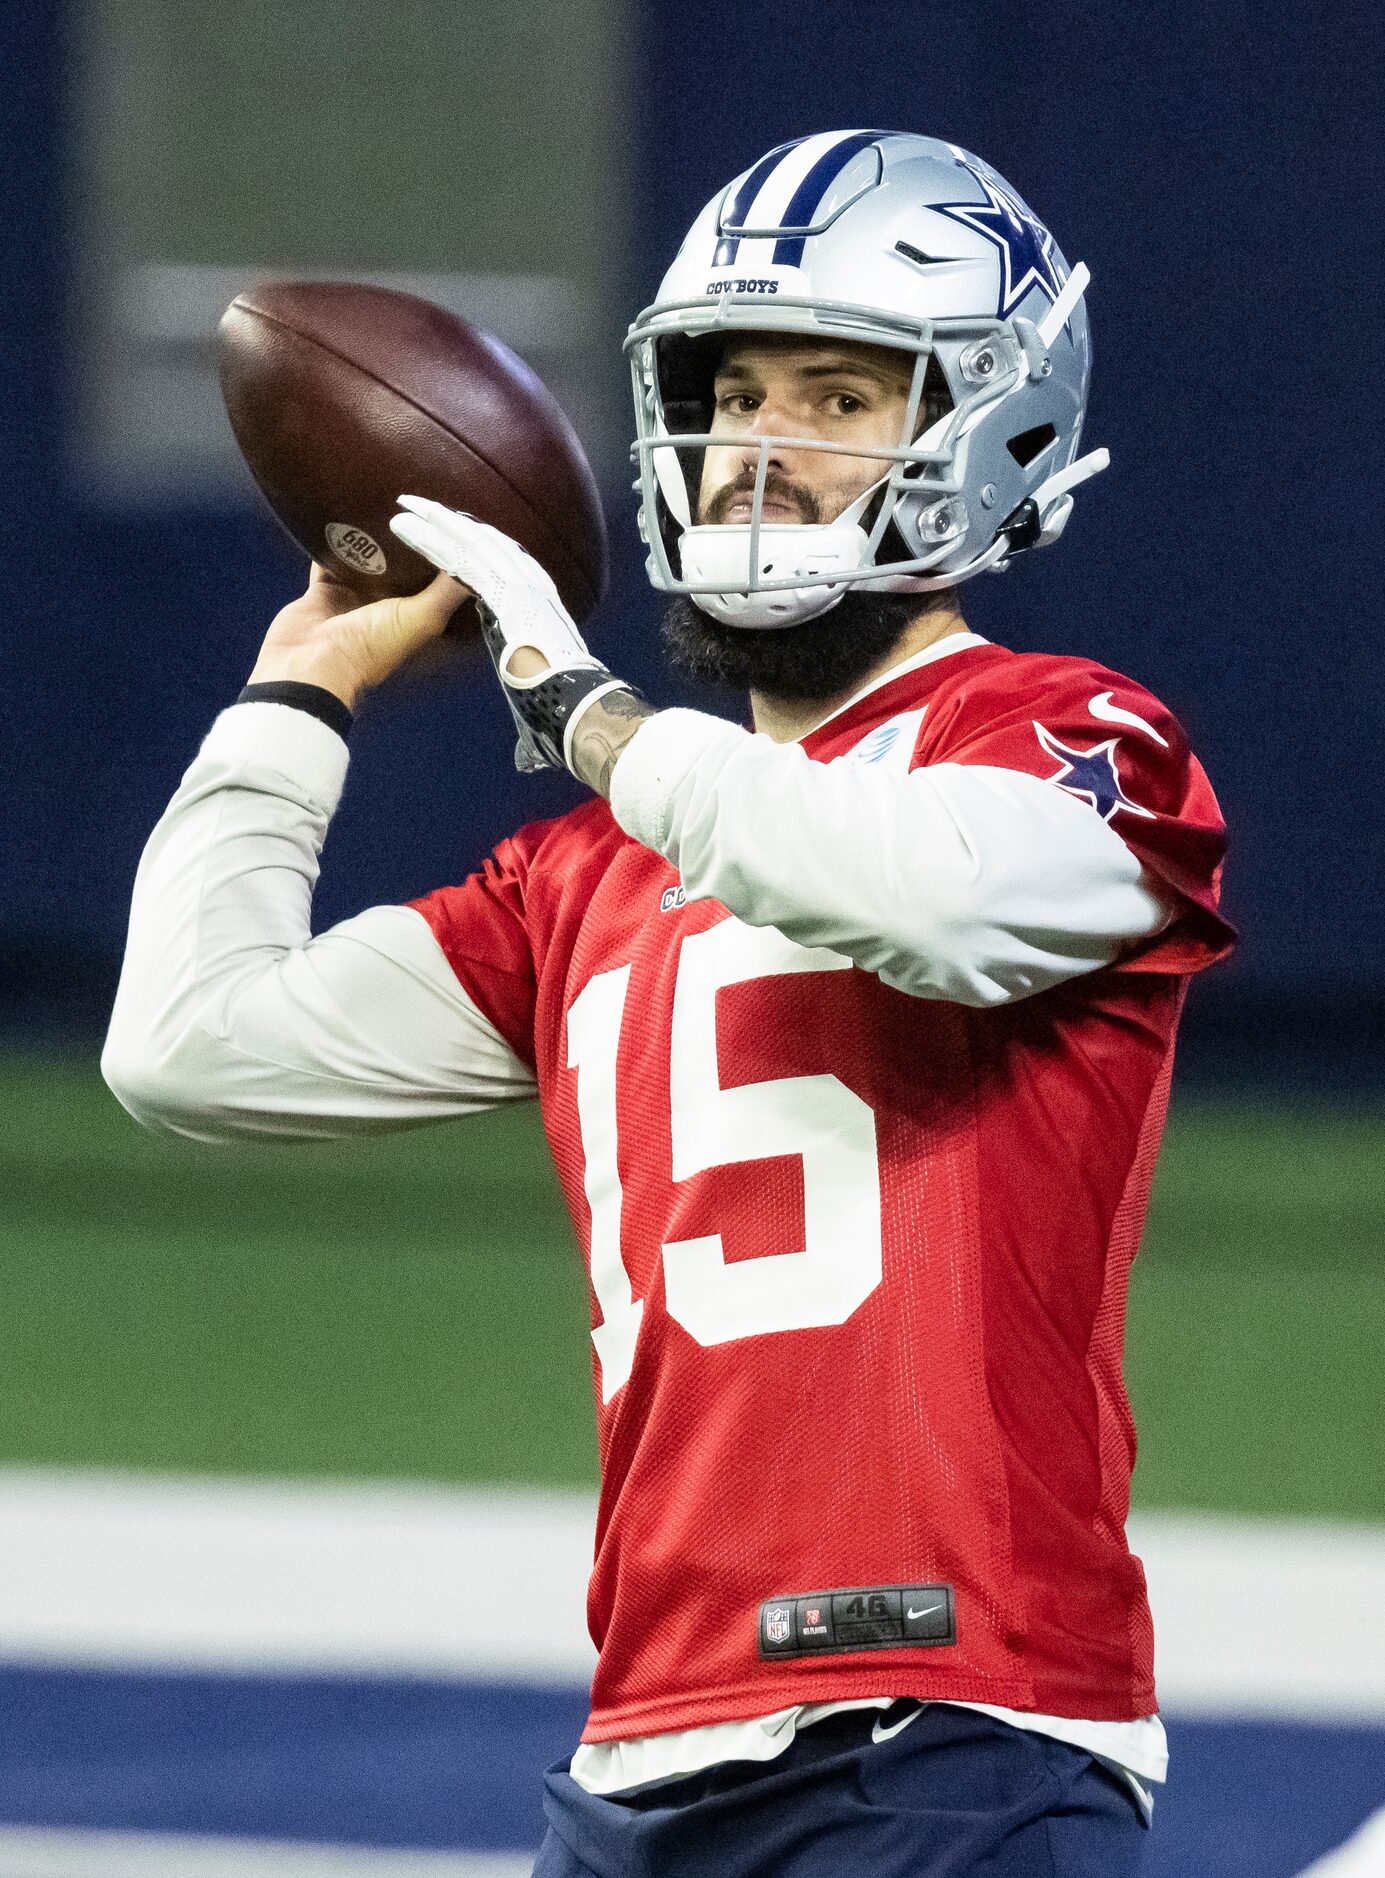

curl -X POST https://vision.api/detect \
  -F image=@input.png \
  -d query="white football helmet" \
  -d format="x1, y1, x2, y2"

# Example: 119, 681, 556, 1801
625, 129, 1109, 628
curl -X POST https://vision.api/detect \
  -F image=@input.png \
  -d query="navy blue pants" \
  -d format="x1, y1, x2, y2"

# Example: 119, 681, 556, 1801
533, 1702, 1148, 1877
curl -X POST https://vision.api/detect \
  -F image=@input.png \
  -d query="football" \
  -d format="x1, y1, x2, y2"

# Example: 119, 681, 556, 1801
217, 280, 609, 632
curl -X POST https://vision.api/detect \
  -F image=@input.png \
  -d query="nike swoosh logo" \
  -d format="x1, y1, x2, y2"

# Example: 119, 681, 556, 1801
906, 1604, 942, 1621
872, 1706, 924, 1743
1089, 691, 1169, 748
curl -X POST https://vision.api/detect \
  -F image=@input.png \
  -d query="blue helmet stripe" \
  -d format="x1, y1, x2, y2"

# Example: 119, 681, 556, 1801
771, 129, 887, 266
713, 138, 806, 266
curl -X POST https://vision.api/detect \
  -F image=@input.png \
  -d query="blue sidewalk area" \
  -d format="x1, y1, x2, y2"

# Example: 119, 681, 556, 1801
2, 1666, 1381, 1876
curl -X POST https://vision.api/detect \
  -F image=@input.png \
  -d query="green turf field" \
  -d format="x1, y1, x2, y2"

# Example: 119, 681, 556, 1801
2, 1054, 1380, 1521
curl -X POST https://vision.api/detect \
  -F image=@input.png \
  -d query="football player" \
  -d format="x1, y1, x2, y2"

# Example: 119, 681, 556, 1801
104, 131, 1232, 1876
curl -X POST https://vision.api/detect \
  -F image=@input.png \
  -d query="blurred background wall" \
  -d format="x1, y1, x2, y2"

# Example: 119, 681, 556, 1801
1, 6, 1382, 1878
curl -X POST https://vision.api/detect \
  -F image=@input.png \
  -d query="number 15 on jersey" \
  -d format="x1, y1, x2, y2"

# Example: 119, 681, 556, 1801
567, 916, 885, 1400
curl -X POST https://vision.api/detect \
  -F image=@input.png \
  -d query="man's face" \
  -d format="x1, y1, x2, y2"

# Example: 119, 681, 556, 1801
697, 335, 915, 527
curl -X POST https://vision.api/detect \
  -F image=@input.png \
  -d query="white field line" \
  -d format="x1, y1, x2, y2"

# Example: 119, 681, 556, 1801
1128, 1510, 1385, 1723
1, 1471, 1383, 1722
0, 1471, 597, 1683
0, 1826, 532, 1878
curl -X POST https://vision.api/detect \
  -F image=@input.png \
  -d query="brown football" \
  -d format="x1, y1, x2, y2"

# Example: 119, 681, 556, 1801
217, 280, 608, 630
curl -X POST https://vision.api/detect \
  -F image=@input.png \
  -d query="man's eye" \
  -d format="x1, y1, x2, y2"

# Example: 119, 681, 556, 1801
715, 393, 758, 414
832, 393, 866, 415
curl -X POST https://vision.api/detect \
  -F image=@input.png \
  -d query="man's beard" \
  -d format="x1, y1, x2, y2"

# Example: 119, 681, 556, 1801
661, 588, 935, 705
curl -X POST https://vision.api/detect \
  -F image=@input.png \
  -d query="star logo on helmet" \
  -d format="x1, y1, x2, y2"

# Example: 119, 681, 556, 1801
932, 171, 1066, 320
1033, 723, 1155, 823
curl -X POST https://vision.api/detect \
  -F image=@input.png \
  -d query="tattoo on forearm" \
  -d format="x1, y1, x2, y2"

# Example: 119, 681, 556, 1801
573, 690, 657, 797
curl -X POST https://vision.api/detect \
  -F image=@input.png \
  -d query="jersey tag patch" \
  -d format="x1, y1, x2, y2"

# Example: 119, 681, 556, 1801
844, 707, 926, 774
758, 1583, 955, 1656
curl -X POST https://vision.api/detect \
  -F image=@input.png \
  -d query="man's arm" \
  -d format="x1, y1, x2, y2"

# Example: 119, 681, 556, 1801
603, 710, 1170, 1007
383, 503, 1167, 1007
558, 684, 657, 798
103, 568, 537, 1141
485, 652, 1151, 1012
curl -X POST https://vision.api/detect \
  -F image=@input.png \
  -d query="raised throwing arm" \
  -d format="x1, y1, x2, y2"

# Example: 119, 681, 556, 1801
391, 503, 1169, 1009
103, 569, 536, 1142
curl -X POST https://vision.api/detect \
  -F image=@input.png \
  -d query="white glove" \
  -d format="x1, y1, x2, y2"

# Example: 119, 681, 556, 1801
390, 496, 635, 773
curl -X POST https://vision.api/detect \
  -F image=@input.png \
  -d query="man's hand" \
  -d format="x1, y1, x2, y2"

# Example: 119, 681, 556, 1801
390, 497, 655, 789
247, 563, 470, 712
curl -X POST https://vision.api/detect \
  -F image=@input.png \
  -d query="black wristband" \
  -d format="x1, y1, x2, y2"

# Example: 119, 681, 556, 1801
237, 681, 353, 743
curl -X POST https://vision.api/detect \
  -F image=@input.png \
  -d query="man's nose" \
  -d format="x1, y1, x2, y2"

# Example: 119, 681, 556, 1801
735, 396, 794, 468
747, 393, 794, 438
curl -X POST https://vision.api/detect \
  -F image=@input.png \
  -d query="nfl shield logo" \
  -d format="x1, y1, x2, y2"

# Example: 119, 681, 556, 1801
765, 1605, 792, 1645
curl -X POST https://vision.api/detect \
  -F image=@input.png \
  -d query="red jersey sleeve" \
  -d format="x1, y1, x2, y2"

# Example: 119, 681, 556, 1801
409, 820, 552, 1072
917, 650, 1235, 975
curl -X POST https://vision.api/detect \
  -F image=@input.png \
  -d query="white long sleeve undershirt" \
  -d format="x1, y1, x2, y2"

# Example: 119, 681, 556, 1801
105, 674, 1166, 1142
608, 705, 1167, 1008
102, 702, 537, 1142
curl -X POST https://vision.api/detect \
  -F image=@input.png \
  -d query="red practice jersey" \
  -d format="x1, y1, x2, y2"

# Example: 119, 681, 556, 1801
412, 642, 1232, 1740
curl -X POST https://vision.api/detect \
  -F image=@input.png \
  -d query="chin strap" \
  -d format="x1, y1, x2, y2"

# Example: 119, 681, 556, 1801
906, 446, 1111, 591
1035, 444, 1111, 507
1015, 446, 1111, 550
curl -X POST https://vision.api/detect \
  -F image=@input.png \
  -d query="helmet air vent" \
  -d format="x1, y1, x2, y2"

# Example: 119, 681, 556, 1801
894, 239, 949, 267
1006, 423, 1058, 469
